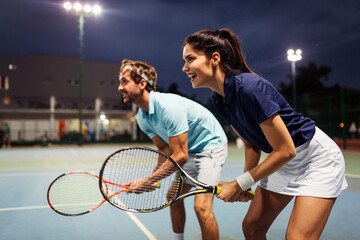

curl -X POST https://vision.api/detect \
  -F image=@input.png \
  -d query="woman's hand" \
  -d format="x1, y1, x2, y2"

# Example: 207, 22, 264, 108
216, 180, 252, 202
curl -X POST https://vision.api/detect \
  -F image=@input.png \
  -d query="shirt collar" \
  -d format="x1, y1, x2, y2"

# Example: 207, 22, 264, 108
213, 74, 234, 104
148, 91, 155, 115
223, 74, 234, 104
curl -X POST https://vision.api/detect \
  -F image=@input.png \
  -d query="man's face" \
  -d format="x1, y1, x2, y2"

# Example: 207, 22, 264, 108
118, 70, 142, 104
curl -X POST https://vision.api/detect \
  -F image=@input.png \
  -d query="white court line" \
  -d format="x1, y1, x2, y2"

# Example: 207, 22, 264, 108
125, 212, 157, 240
69, 148, 79, 157
0, 171, 63, 177
0, 203, 157, 240
0, 205, 49, 211
346, 173, 360, 179
107, 188, 157, 240
0, 169, 96, 177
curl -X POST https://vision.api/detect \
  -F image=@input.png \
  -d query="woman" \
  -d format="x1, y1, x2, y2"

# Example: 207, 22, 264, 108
182, 28, 347, 240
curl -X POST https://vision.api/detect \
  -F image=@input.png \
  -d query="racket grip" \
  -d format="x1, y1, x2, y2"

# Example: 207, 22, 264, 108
216, 186, 221, 195
216, 186, 255, 200
248, 190, 255, 200
153, 181, 161, 188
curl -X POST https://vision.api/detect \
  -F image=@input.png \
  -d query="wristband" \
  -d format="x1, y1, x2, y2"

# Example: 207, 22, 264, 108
235, 171, 256, 191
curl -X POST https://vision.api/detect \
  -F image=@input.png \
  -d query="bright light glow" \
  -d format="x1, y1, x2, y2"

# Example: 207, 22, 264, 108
3, 96, 10, 105
104, 119, 109, 125
92, 5, 101, 15
63, 2, 101, 16
8, 64, 17, 71
73, 2, 82, 12
287, 48, 302, 62
100, 113, 106, 121
63, 1, 72, 10
83, 4, 92, 13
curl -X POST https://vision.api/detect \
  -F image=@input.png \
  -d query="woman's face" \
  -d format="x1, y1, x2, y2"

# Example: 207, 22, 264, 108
182, 44, 213, 89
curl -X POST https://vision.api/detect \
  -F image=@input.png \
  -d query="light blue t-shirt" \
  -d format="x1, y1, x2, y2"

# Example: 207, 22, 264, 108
137, 91, 227, 153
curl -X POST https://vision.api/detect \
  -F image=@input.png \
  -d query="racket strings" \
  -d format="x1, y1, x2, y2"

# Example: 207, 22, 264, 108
48, 172, 103, 215
101, 148, 181, 211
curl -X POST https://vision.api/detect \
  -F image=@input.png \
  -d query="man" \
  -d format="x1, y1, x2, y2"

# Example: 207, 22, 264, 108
4, 123, 10, 148
118, 59, 228, 240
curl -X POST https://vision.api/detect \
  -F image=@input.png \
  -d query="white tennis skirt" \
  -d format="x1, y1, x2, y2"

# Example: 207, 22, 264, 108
260, 127, 348, 198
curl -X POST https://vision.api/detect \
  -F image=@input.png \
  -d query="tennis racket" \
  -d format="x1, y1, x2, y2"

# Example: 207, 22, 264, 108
47, 171, 130, 216
47, 171, 160, 216
99, 146, 255, 213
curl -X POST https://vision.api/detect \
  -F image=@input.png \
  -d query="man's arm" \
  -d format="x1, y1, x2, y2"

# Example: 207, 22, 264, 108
135, 132, 188, 185
167, 132, 188, 168
152, 135, 171, 156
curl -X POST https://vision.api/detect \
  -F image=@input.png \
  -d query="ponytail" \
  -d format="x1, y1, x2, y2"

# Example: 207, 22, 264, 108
183, 28, 254, 75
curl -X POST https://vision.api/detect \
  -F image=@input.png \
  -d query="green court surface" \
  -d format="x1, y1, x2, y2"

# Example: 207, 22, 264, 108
342, 151, 360, 176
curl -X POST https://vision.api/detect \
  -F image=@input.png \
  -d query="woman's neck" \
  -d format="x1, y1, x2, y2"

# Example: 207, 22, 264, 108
209, 70, 226, 97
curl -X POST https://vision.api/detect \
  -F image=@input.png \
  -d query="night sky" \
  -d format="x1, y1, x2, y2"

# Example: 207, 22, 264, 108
1, 0, 359, 104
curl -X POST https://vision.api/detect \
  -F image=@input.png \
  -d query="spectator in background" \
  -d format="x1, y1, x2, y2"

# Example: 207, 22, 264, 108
4, 123, 11, 148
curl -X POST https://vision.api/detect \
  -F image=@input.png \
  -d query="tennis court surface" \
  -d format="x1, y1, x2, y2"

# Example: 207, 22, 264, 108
0, 145, 359, 239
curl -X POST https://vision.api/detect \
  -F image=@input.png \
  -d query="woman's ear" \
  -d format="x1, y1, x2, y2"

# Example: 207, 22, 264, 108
211, 52, 221, 67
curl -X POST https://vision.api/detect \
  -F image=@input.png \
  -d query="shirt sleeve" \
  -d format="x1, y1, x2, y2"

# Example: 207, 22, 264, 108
241, 80, 281, 124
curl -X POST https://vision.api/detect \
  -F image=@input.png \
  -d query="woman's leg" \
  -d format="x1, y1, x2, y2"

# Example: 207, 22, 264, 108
286, 196, 336, 240
242, 186, 294, 240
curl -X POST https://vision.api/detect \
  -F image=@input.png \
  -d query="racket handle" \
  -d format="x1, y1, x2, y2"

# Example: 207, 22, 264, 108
216, 186, 222, 195
248, 190, 255, 200
216, 186, 255, 200
152, 181, 161, 188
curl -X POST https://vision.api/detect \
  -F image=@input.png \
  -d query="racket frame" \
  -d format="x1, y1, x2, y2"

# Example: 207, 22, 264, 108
98, 146, 221, 213
47, 171, 128, 216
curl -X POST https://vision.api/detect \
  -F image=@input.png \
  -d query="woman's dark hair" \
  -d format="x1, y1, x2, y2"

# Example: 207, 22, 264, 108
183, 28, 254, 75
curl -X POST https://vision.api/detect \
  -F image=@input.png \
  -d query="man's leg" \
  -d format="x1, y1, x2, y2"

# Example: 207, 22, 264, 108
194, 193, 219, 240
169, 183, 193, 240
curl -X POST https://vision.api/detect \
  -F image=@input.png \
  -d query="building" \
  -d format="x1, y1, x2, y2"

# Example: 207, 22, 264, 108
0, 54, 138, 144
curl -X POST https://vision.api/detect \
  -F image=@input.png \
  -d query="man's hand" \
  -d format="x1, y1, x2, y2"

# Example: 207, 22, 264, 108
126, 178, 157, 194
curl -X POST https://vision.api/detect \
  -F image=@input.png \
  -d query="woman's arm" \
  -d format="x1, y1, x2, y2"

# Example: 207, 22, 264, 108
217, 114, 296, 202
250, 113, 296, 182
231, 126, 261, 172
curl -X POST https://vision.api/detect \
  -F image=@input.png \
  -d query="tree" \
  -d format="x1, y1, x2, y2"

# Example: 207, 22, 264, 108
279, 62, 332, 95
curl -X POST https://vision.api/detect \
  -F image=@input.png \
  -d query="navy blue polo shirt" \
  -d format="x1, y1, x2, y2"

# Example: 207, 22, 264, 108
212, 73, 315, 153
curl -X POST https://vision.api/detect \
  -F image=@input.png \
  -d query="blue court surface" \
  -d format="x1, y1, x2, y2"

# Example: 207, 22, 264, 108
0, 145, 359, 240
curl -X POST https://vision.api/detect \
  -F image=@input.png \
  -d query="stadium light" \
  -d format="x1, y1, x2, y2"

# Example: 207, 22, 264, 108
63, 1, 102, 146
287, 49, 302, 109
63, 1, 102, 16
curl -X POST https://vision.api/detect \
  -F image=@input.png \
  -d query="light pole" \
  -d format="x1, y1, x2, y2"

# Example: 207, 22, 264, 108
287, 49, 302, 109
63, 1, 101, 146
